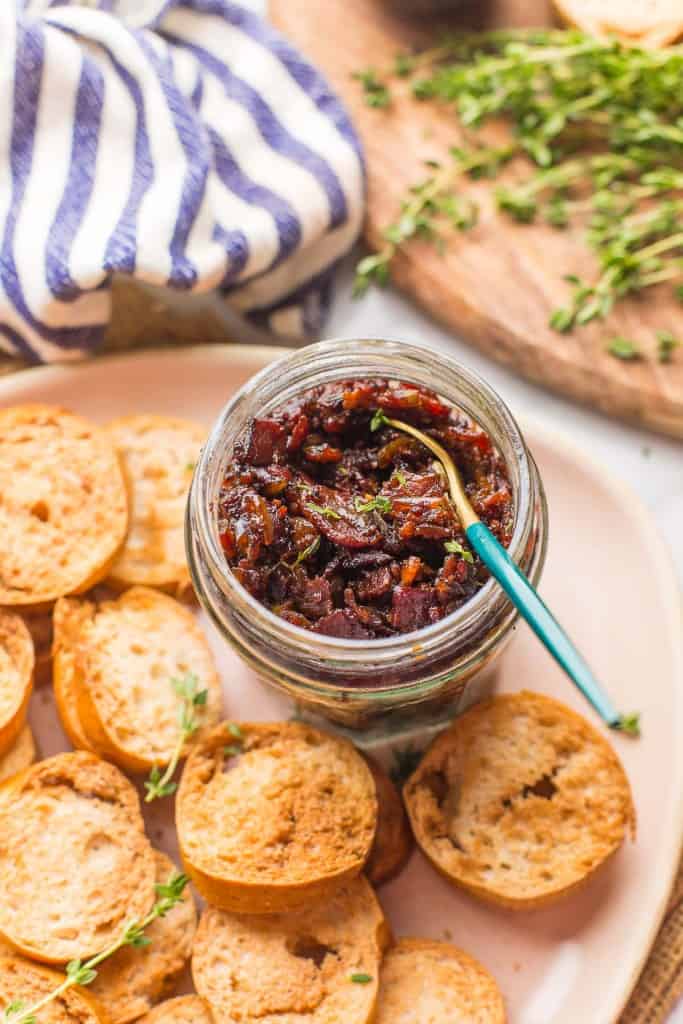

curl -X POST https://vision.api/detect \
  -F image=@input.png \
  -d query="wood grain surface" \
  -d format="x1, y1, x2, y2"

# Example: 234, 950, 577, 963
272, 0, 683, 438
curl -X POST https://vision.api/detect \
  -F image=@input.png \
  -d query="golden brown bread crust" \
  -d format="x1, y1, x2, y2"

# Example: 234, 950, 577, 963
106, 415, 205, 595
375, 938, 506, 1023
22, 607, 54, 688
364, 756, 413, 887
0, 752, 156, 963
0, 726, 36, 787
0, 955, 111, 1023
62, 587, 222, 774
137, 996, 214, 1024
192, 876, 390, 1024
53, 597, 100, 754
0, 610, 34, 757
177, 721, 377, 913
404, 691, 635, 909
90, 852, 197, 1024
0, 405, 128, 607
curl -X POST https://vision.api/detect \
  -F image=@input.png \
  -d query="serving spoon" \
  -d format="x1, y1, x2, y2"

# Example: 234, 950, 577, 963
371, 410, 639, 735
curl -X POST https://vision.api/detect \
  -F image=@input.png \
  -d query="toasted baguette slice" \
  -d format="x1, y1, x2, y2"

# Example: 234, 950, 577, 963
365, 756, 413, 887
0, 405, 128, 607
53, 597, 99, 753
106, 416, 205, 595
376, 938, 506, 1023
177, 721, 377, 913
0, 956, 108, 1023
65, 587, 222, 773
0, 726, 36, 786
0, 611, 34, 756
404, 691, 635, 909
138, 997, 214, 1024
0, 751, 156, 963
192, 876, 389, 1024
90, 851, 196, 1024
553, 0, 683, 46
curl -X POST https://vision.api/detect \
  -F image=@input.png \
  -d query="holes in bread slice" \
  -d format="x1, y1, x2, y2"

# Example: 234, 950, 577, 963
423, 770, 448, 804
424, 770, 462, 824
521, 772, 558, 801
287, 935, 338, 968
83, 832, 119, 874
427, 763, 560, 861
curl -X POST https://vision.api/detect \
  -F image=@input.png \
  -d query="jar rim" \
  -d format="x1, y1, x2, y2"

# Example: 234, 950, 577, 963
190, 338, 534, 670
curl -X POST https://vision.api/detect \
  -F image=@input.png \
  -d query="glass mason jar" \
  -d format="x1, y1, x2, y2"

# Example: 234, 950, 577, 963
187, 339, 548, 736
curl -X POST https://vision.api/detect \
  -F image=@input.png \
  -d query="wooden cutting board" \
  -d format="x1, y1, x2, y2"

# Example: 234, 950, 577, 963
272, 0, 683, 439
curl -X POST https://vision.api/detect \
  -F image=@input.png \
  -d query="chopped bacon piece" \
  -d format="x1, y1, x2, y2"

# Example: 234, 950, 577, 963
391, 587, 435, 633
244, 418, 286, 466
316, 609, 371, 639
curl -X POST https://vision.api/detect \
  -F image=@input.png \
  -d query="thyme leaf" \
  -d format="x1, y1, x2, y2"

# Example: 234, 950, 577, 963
370, 409, 390, 431
304, 502, 341, 520
607, 337, 641, 361
614, 712, 641, 737
444, 539, 474, 563
354, 495, 392, 514
351, 68, 391, 109
279, 535, 321, 571
657, 330, 680, 363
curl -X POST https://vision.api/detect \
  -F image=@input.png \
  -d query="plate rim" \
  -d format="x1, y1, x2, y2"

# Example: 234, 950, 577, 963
1, 342, 682, 1022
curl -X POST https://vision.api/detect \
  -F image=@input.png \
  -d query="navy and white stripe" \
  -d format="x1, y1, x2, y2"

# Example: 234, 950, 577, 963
0, 0, 365, 362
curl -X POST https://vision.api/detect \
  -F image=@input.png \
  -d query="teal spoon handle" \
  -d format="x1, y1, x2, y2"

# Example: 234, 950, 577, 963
466, 521, 620, 727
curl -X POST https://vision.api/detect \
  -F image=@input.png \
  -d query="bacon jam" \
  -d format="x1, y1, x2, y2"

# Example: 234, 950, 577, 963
217, 379, 514, 639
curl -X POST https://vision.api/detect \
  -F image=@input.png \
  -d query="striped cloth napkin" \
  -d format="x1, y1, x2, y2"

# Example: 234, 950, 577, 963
0, 0, 365, 363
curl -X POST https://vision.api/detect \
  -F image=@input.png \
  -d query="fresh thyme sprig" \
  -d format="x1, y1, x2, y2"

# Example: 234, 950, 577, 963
353, 161, 476, 298
614, 713, 641, 738
304, 502, 341, 520
354, 495, 392, 514
144, 672, 208, 802
444, 539, 474, 563
353, 30, 683, 351
370, 409, 390, 431
2, 874, 190, 1024
279, 536, 321, 571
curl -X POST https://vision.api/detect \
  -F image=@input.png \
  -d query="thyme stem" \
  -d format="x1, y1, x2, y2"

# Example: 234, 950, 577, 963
3, 875, 190, 1024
